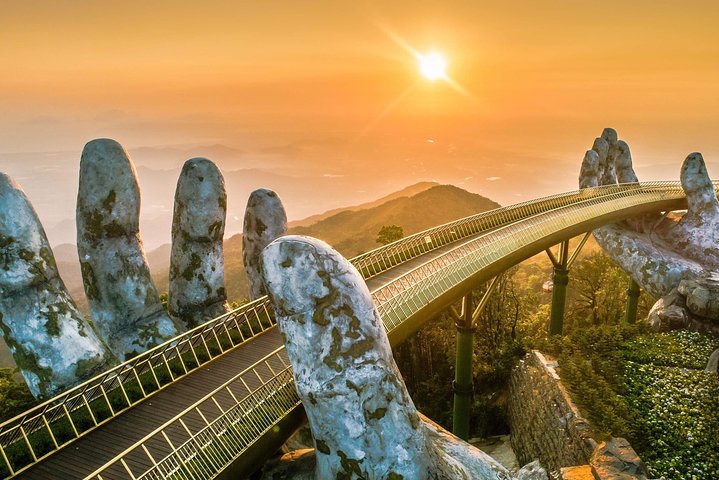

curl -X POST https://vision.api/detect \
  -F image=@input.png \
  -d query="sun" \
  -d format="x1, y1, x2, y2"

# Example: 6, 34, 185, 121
418, 51, 447, 81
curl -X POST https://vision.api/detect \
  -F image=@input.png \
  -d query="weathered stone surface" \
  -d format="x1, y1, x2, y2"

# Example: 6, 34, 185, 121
578, 150, 599, 189
243, 188, 287, 300
169, 158, 229, 329
509, 351, 596, 474
77, 139, 179, 361
647, 292, 689, 331
647, 279, 719, 335
260, 235, 541, 479
590, 438, 648, 480
615, 140, 638, 184
509, 352, 649, 480
678, 271, 719, 321
579, 129, 719, 332
0, 173, 116, 398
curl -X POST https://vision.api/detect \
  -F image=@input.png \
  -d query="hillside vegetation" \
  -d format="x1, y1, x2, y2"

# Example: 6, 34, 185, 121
154, 183, 501, 302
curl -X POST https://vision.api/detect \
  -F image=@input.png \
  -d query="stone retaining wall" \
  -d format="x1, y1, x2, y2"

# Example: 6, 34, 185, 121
509, 351, 596, 472
508, 351, 648, 479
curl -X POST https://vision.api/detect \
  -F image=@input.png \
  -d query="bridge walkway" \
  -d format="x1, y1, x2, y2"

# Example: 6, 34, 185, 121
16, 232, 486, 479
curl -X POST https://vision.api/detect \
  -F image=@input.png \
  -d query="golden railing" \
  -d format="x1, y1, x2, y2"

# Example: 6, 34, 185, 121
0, 299, 276, 478
79, 181, 702, 480
1, 177, 628, 477
84, 348, 296, 480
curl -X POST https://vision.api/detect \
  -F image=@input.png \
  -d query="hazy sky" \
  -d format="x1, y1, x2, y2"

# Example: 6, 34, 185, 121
3, 0, 719, 245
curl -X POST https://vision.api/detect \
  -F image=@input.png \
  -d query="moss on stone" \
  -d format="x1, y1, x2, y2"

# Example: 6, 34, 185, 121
74, 356, 103, 380
18, 249, 34, 262
367, 407, 387, 420
181, 253, 202, 281
337, 450, 363, 479
0, 315, 54, 397
207, 221, 223, 240
102, 189, 116, 212
40, 247, 57, 269
80, 261, 101, 301
255, 218, 267, 236
316, 439, 330, 454
43, 306, 62, 337
323, 327, 343, 372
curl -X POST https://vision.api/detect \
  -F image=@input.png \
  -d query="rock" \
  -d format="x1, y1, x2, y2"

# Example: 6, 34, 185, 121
678, 272, 719, 322
77, 139, 180, 361
706, 348, 719, 373
516, 460, 548, 480
169, 158, 229, 329
589, 438, 648, 480
243, 188, 287, 300
559, 465, 594, 480
0, 173, 116, 398
260, 235, 542, 479
647, 293, 689, 331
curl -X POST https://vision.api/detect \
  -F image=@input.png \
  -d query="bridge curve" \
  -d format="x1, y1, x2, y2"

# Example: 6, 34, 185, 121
0, 181, 705, 479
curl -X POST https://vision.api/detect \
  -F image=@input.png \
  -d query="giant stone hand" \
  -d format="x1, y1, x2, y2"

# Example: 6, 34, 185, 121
259, 235, 546, 480
579, 128, 719, 334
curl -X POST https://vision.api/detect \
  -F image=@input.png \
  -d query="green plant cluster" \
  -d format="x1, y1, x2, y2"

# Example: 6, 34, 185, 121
552, 325, 719, 480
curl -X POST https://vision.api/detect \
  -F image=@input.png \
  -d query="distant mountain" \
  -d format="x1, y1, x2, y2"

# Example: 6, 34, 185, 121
289, 181, 439, 228
153, 184, 500, 302
290, 185, 501, 259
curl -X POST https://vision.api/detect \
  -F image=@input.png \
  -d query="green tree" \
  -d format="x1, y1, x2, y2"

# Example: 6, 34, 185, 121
0, 368, 35, 421
376, 225, 404, 245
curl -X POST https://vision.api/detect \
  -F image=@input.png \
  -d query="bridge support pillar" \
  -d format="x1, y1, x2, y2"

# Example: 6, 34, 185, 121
452, 293, 474, 441
546, 233, 591, 336
549, 266, 569, 335
548, 241, 570, 336
623, 279, 641, 324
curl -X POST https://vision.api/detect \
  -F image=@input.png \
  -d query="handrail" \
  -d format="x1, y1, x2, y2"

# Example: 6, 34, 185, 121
83, 348, 298, 480
0, 178, 646, 477
372, 182, 694, 331
0, 298, 276, 477
78, 181, 713, 480
349, 181, 682, 279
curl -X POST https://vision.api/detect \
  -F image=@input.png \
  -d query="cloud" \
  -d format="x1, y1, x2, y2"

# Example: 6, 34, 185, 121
486, 176, 501, 181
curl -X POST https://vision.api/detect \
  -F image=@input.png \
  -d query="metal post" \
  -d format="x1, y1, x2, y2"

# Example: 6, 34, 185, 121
623, 279, 641, 324
548, 241, 569, 336
452, 293, 474, 440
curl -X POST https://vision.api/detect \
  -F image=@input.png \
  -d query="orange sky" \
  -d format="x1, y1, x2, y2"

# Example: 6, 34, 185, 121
3, 0, 719, 237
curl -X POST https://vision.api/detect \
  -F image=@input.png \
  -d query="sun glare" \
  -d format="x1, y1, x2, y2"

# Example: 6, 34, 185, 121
418, 52, 447, 81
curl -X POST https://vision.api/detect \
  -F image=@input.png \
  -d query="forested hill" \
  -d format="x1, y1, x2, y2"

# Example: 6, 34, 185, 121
153, 183, 501, 303
288, 181, 440, 228
290, 184, 501, 258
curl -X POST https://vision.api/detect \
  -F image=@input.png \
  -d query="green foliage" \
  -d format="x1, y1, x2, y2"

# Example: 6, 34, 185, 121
0, 368, 36, 421
394, 269, 534, 437
563, 252, 653, 332
553, 326, 719, 479
375, 225, 404, 245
